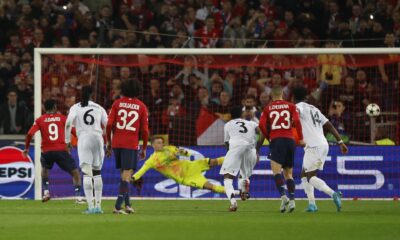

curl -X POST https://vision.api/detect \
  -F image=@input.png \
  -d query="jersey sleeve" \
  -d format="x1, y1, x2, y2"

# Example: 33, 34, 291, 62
224, 123, 230, 143
25, 120, 40, 150
65, 106, 77, 143
132, 155, 155, 180
291, 104, 303, 140
140, 104, 149, 150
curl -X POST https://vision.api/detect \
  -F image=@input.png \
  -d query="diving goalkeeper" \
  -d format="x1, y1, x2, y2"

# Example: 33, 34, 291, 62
132, 136, 225, 194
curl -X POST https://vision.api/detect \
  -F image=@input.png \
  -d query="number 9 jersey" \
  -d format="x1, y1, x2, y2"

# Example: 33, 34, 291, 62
259, 100, 303, 141
106, 97, 149, 150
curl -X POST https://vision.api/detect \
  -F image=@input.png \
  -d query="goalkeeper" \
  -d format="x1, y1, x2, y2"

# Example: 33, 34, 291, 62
132, 136, 225, 194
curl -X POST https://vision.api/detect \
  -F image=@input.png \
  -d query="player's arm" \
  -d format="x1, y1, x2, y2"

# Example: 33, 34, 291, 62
258, 110, 268, 139
139, 105, 150, 160
24, 122, 39, 157
105, 104, 116, 157
323, 121, 349, 154
132, 156, 154, 180
177, 148, 190, 157
65, 107, 76, 151
224, 123, 230, 151
292, 105, 305, 146
255, 127, 264, 154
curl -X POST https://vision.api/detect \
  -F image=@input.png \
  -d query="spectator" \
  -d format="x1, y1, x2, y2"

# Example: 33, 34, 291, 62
327, 100, 350, 144
317, 41, 347, 87
209, 91, 232, 122
337, 76, 362, 113
0, 89, 30, 134
241, 94, 260, 122
259, 91, 270, 109
120, 67, 132, 81
162, 96, 187, 128
195, 16, 221, 48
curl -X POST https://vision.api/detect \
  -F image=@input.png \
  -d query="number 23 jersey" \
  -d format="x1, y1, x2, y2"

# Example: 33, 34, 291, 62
259, 100, 303, 141
107, 97, 149, 150
224, 119, 258, 148
66, 101, 108, 141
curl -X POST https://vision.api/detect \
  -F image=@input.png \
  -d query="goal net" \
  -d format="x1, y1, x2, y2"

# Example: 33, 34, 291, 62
33, 48, 400, 200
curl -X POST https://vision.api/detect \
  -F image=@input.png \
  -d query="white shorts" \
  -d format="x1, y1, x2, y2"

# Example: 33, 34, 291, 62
302, 145, 329, 173
77, 133, 104, 171
220, 145, 257, 178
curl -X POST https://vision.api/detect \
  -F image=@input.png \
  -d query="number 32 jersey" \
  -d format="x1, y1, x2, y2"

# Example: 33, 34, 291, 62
259, 100, 303, 141
224, 119, 258, 148
65, 101, 108, 143
107, 97, 149, 150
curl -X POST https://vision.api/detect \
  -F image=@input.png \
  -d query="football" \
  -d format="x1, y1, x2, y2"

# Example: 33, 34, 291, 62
366, 103, 381, 117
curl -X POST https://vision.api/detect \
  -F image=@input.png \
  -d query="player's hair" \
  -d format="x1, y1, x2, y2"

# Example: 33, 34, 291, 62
231, 107, 243, 119
121, 79, 143, 98
151, 136, 165, 143
270, 86, 283, 98
44, 99, 57, 111
292, 87, 308, 103
81, 85, 93, 107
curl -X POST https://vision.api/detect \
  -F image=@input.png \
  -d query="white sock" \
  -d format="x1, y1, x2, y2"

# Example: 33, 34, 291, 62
301, 177, 315, 205
93, 175, 103, 208
309, 176, 334, 197
238, 178, 245, 192
223, 178, 236, 205
83, 175, 94, 209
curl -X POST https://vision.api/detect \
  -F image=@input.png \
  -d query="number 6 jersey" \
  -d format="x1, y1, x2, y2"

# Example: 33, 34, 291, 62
259, 100, 303, 141
106, 97, 149, 150
65, 101, 108, 143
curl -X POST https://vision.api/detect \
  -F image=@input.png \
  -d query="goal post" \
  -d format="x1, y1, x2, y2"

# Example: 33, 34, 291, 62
33, 48, 400, 200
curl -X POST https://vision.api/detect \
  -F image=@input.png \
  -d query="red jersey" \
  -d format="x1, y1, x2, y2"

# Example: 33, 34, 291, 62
106, 97, 149, 150
25, 113, 68, 152
259, 100, 303, 141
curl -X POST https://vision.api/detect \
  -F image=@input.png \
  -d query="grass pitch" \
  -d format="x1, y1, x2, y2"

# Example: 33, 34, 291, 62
0, 200, 399, 240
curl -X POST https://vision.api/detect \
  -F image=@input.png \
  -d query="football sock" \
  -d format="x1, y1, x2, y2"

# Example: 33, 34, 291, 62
217, 157, 224, 165
212, 185, 225, 194
301, 177, 315, 205
115, 180, 129, 210
238, 178, 245, 192
273, 174, 286, 197
124, 187, 131, 207
309, 176, 334, 197
42, 177, 49, 192
286, 179, 295, 200
223, 178, 236, 205
93, 175, 103, 208
83, 175, 94, 209
74, 185, 82, 197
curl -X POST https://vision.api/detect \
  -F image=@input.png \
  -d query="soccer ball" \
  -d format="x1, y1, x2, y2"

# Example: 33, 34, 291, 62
366, 103, 381, 117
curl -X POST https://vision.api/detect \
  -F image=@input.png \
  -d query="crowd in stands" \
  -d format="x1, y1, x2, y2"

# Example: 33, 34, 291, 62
0, 0, 399, 144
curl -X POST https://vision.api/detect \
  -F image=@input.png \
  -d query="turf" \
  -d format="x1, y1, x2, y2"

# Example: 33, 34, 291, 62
0, 200, 399, 240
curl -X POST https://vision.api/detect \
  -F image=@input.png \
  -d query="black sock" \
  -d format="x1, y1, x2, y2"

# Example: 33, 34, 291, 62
124, 188, 131, 207
286, 179, 295, 200
273, 174, 286, 197
115, 180, 129, 210
42, 178, 49, 191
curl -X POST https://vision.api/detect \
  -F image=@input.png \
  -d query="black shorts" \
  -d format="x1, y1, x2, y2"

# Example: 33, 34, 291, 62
41, 151, 77, 173
268, 138, 296, 168
113, 148, 138, 170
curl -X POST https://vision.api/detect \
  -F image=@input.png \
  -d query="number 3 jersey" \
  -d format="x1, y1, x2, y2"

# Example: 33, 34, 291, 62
224, 119, 258, 148
65, 101, 108, 143
26, 113, 68, 152
259, 100, 303, 141
296, 102, 329, 147
106, 97, 149, 150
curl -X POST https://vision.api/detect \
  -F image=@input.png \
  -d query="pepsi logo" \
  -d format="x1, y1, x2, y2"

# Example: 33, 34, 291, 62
0, 146, 34, 198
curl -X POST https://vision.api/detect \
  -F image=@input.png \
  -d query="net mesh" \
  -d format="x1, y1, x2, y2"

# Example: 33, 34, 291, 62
38, 52, 400, 198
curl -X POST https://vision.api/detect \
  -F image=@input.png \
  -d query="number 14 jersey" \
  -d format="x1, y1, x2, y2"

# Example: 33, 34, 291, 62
259, 100, 303, 141
107, 97, 149, 150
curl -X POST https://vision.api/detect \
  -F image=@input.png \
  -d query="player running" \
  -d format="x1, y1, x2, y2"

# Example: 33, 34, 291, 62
132, 136, 226, 194
259, 86, 304, 213
106, 80, 149, 214
292, 87, 348, 212
24, 99, 83, 203
65, 86, 108, 214
221, 108, 264, 212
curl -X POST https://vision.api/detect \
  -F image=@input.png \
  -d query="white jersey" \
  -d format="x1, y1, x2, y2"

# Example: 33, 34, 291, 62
224, 118, 258, 148
296, 102, 329, 147
65, 100, 108, 143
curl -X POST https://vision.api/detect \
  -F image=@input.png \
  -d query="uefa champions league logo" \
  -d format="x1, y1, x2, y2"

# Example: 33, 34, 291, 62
0, 146, 35, 198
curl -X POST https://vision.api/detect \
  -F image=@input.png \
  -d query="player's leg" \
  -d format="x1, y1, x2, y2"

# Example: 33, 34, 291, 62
203, 181, 225, 194
269, 139, 289, 212
301, 169, 317, 212
78, 136, 96, 213
220, 147, 243, 211
92, 136, 104, 213
112, 149, 127, 214
55, 151, 83, 203
238, 148, 257, 200
282, 139, 296, 212
40, 152, 53, 202
208, 157, 225, 168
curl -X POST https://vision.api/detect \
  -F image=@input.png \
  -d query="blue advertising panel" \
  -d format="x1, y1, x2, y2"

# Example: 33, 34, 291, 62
0, 143, 399, 199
